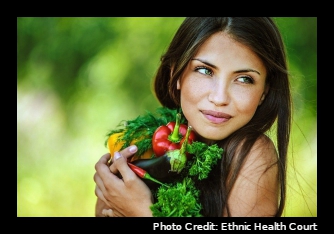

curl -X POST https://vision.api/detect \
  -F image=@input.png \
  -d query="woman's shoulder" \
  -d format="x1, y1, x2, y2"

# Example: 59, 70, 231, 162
230, 134, 279, 217
245, 134, 278, 167
254, 134, 276, 150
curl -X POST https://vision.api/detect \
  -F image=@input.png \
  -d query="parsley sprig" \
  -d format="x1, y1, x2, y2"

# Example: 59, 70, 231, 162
150, 141, 223, 217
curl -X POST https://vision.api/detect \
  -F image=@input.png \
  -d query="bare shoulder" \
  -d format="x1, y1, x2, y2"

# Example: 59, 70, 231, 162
246, 134, 278, 167
236, 134, 278, 185
226, 135, 279, 217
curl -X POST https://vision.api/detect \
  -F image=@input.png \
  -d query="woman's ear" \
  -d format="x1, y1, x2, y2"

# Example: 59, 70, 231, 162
177, 79, 180, 90
259, 93, 265, 105
259, 86, 269, 105
170, 64, 181, 90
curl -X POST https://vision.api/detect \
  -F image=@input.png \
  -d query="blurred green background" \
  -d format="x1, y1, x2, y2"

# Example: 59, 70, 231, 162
17, 17, 317, 217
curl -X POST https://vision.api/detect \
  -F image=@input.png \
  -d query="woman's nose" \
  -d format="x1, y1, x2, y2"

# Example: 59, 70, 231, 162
208, 80, 229, 106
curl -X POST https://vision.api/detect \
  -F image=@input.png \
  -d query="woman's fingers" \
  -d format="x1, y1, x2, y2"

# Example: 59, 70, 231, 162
94, 153, 123, 202
102, 209, 113, 217
95, 153, 112, 176
109, 152, 123, 174
95, 185, 108, 205
94, 145, 153, 217
111, 151, 137, 183
93, 145, 141, 215
109, 145, 138, 174
110, 145, 138, 164
102, 208, 124, 217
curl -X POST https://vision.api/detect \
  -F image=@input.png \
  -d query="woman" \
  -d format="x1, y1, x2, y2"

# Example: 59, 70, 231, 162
94, 17, 291, 217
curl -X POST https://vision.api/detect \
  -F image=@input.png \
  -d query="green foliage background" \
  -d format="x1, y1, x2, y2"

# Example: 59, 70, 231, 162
17, 17, 317, 217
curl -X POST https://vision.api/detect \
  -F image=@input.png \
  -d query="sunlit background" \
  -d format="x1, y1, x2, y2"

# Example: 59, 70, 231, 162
17, 17, 317, 217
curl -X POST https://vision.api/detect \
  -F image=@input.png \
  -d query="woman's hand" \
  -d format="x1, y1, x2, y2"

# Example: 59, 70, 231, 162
94, 145, 154, 217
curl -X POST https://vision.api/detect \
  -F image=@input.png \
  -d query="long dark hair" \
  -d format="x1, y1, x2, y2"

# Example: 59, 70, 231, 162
153, 17, 291, 217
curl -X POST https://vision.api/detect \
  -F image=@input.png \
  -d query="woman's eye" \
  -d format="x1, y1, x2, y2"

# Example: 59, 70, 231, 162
237, 76, 254, 84
195, 67, 213, 76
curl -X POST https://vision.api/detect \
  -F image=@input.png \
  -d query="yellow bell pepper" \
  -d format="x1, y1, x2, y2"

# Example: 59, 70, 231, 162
107, 132, 154, 162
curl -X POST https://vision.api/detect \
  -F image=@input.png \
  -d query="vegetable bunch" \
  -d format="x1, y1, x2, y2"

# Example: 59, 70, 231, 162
105, 107, 223, 217
152, 113, 196, 158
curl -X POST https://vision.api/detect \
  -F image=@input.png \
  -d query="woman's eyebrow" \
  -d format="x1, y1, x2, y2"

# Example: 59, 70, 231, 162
192, 58, 261, 75
235, 69, 261, 75
192, 58, 217, 69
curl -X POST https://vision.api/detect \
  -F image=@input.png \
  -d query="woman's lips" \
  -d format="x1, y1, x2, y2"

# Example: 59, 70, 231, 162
201, 110, 232, 124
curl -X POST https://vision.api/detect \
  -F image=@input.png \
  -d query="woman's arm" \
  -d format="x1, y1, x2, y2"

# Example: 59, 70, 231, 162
225, 135, 279, 217
94, 146, 154, 217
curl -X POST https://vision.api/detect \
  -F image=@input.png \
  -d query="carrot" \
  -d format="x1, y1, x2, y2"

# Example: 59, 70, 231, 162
128, 163, 169, 187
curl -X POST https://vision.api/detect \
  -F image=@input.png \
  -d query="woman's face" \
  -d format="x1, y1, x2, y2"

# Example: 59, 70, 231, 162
177, 32, 267, 143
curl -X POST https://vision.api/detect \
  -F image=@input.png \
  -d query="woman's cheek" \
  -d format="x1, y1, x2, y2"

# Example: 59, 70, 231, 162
234, 93, 262, 116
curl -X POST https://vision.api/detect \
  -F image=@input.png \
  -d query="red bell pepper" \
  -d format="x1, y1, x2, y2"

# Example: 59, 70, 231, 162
152, 113, 196, 157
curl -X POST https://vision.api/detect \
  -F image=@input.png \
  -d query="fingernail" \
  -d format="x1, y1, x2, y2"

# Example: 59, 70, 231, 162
114, 152, 122, 160
129, 145, 137, 153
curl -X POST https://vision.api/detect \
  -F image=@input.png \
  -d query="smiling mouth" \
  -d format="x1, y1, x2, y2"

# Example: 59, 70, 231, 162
201, 110, 231, 124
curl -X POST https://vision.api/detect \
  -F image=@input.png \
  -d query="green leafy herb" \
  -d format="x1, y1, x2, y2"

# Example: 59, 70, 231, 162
187, 141, 223, 180
150, 177, 202, 217
150, 141, 223, 217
